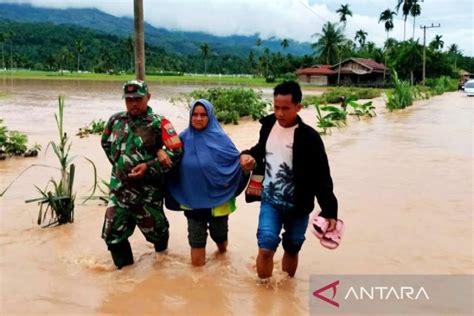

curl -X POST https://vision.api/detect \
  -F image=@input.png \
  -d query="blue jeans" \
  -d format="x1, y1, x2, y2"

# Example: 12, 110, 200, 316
257, 202, 309, 254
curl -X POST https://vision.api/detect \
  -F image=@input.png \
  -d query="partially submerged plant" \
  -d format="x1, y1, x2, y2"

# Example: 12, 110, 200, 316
346, 96, 376, 118
315, 103, 337, 135
0, 119, 40, 158
1, 96, 97, 227
77, 119, 106, 138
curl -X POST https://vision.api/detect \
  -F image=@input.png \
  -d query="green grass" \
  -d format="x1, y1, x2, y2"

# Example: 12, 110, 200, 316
0, 70, 279, 87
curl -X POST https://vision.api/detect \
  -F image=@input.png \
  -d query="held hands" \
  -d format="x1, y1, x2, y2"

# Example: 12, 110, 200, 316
157, 149, 172, 168
128, 163, 148, 179
240, 154, 255, 172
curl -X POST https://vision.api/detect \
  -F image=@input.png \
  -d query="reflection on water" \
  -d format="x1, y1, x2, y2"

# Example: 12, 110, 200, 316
0, 79, 472, 314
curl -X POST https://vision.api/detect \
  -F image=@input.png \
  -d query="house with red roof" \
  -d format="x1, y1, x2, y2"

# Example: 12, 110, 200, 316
296, 58, 388, 86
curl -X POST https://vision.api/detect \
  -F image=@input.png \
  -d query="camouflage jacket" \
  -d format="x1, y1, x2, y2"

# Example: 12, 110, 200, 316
101, 106, 182, 200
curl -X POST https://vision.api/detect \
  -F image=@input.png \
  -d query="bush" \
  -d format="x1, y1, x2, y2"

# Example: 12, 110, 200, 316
386, 71, 414, 111
77, 119, 106, 138
0, 119, 39, 158
173, 87, 269, 124
425, 76, 458, 95
302, 88, 381, 107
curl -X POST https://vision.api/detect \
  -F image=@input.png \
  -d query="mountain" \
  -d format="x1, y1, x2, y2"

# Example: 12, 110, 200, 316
0, 3, 313, 57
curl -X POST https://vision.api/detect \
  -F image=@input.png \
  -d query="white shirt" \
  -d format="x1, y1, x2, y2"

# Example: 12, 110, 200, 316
262, 121, 297, 209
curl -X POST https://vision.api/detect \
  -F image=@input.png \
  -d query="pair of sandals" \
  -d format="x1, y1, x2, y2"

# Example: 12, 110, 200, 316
309, 212, 345, 249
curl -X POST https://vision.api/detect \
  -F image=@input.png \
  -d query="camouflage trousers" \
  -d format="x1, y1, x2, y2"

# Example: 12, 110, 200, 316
101, 194, 169, 250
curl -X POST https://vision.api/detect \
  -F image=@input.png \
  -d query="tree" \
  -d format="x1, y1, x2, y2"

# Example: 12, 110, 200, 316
280, 38, 289, 51
200, 43, 210, 74
75, 40, 84, 72
354, 29, 368, 48
396, 0, 413, 41
126, 35, 134, 72
0, 32, 5, 70
336, 4, 353, 26
410, 0, 421, 39
448, 44, 460, 71
379, 9, 396, 41
393, 40, 423, 84
5, 31, 15, 70
312, 22, 345, 65
256, 37, 262, 48
429, 35, 444, 50
336, 4, 352, 85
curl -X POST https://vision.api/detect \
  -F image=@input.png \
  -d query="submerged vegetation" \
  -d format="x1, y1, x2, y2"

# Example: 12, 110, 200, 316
77, 119, 106, 138
171, 87, 269, 124
0, 119, 40, 159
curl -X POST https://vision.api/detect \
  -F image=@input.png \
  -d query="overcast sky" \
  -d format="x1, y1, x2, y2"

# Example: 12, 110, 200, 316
3, 0, 473, 55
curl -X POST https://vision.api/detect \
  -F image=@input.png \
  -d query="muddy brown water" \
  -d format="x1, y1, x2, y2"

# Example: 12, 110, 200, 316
0, 79, 472, 315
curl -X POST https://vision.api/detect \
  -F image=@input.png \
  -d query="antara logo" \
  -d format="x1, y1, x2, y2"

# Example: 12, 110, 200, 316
313, 280, 430, 308
313, 280, 340, 307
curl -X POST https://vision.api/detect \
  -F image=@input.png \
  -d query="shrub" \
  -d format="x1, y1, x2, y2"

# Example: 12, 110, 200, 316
77, 119, 106, 138
386, 71, 413, 111
172, 87, 269, 124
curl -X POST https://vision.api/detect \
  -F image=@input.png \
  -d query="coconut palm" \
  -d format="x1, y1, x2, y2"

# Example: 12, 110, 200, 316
75, 40, 84, 72
410, 0, 421, 39
312, 21, 345, 65
200, 43, 210, 74
429, 35, 444, 50
379, 9, 396, 41
336, 4, 352, 26
354, 29, 368, 48
396, 0, 413, 41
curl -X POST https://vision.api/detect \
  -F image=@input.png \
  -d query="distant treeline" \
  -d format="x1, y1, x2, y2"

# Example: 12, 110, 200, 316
0, 19, 473, 80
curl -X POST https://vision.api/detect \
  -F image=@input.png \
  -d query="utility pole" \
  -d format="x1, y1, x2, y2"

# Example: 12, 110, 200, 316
134, 0, 145, 80
420, 23, 440, 85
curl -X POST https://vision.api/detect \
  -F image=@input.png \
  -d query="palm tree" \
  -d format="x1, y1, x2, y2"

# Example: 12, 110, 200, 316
336, 4, 353, 26
354, 29, 368, 48
410, 0, 421, 39
396, 0, 413, 41
379, 9, 396, 41
429, 35, 444, 50
336, 4, 352, 85
280, 38, 289, 51
75, 40, 84, 72
311, 21, 345, 65
379, 9, 396, 84
448, 44, 460, 70
200, 43, 210, 74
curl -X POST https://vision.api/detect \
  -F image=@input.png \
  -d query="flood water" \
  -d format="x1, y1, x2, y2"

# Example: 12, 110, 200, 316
0, 79, 472, 315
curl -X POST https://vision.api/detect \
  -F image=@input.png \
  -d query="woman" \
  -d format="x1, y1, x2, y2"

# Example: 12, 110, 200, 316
167, 99, 246, 266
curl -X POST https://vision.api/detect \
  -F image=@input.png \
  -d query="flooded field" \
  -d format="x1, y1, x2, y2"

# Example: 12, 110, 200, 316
0, 79, 472, 315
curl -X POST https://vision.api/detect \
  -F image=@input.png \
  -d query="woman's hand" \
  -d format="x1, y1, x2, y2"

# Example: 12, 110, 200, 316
240, 154, 255, 172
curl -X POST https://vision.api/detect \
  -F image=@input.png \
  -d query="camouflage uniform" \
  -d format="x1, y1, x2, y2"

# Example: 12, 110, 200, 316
101, 106, 182, 253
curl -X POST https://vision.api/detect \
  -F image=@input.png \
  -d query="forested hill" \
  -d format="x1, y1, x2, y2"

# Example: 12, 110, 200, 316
0, 19, 314, 75
0, 3, 313, 56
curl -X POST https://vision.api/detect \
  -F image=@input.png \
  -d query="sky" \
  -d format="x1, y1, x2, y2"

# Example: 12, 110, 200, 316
2, 0, 473, 56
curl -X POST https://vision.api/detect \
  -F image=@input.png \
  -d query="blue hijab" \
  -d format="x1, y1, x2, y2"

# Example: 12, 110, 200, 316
168, 99, 242, 209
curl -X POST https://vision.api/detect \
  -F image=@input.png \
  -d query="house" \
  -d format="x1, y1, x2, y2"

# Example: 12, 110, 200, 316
295, 65, 336, 86
296, 58, 388, 86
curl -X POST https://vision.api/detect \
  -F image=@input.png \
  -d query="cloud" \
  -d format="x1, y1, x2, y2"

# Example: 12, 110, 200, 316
1, 0, 472, 55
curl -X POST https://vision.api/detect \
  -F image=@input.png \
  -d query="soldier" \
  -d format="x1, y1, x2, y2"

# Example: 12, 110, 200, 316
101, 80, 182, 269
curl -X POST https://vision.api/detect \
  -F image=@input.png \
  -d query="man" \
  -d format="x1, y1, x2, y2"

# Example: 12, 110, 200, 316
240, 80, 338, 280
101, 80, 182, 269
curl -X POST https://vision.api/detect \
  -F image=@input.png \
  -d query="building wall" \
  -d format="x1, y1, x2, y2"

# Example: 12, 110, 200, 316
298, 74, 328, 86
